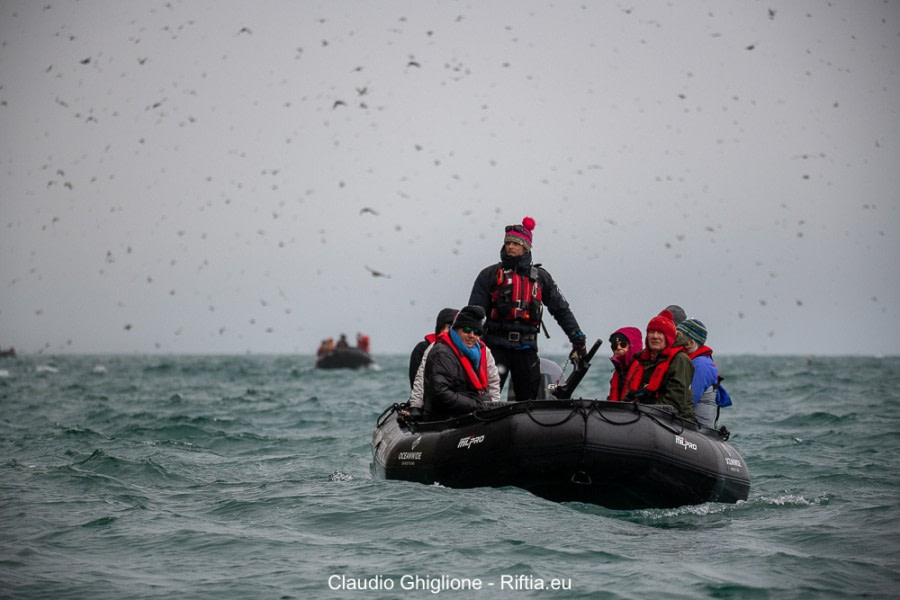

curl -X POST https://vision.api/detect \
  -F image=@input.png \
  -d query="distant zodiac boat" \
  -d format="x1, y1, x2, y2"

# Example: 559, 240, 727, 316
315, 347, 374, 370
372, 399, 750, 510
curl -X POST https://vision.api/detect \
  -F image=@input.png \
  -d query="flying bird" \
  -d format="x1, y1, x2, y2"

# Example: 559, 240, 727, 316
365, 266, 391, 279
359, 207, 379, 216
332, 100, 346, 109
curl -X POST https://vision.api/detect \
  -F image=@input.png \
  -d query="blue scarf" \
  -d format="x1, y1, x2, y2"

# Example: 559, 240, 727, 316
450, 329, 482, 370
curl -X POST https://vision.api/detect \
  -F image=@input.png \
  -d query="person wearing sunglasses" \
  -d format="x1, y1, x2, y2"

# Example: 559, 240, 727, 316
403, 308, 501, 422
422, 305, 501, 421
467, 216, 587, 402
606, 327, 643, 401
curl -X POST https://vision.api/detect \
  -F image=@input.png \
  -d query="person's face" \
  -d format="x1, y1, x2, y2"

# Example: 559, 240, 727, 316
611, 338, 629, 357
647, 330, 667, 352
504, 240, 526, 257
456, 326, 481, 348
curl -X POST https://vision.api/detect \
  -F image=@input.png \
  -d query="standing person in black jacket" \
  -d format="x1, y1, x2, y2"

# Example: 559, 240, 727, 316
468, 216, 587, 401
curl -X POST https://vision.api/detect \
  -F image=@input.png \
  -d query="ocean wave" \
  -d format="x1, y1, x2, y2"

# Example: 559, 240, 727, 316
2, 354, 898, 599
756, 492, 833, 506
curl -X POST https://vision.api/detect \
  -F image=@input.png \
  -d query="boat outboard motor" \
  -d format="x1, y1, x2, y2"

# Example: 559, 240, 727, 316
505, 340, 601, 401
506, 358, 563, 401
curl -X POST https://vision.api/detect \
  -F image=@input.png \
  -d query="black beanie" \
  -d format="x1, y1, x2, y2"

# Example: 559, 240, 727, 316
452, 305, 486, 331
664, 305, 687, 326
435, 308, 458, 334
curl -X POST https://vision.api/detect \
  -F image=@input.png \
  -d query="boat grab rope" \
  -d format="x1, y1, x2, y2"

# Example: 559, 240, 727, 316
468, 401, 581, 427
376, 403, 402, 428
521, 402, 586, 427
381, 399, 702, 439
470, 400, 687, 433
629, 402, 687, 435
577, 401, 687, 435
587, 402, 642, 426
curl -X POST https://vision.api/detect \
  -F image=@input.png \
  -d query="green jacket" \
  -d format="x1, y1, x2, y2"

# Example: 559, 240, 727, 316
634, 349, 695, 420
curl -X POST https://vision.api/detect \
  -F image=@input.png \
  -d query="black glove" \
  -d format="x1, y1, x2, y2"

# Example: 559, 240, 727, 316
397, 404, 422, 425
625, 389, 648, 402
570, 331, 587, 360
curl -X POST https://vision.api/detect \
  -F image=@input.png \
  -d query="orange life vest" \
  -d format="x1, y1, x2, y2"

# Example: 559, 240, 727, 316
490, 267, 543, 326
436, 331, 489, 392
623, 346, 687, 399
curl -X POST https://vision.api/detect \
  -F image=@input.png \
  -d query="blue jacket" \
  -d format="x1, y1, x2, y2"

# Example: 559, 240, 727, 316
690, 354, 719, 406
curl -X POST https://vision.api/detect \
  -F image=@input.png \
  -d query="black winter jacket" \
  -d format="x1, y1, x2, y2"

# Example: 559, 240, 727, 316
423, 341, 488, 421
468, 249, 581, 350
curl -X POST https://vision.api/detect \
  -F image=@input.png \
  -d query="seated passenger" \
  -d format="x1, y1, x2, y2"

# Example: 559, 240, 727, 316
663, 304, 687, 326
663, 304, 691, 347
409, 308, 457, 388
410, 328, 500, 417
403, 307, 499, 422
607, 327, 643, 401
677, 319, 720, 428
623, 310, 694, 420
422, 305, 495, 421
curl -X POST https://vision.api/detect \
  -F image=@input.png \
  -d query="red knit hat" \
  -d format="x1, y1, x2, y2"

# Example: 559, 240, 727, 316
646, 310, 677, 346
504, 216, 536, 251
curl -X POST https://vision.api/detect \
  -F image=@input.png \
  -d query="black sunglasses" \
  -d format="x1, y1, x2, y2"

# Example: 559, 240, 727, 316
461, 326, 483, 336
610, 339, 629, 349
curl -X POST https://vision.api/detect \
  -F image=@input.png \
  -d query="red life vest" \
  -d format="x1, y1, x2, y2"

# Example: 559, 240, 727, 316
623, 346, 687, 399
688, 345, 714, 361
436, 332, 489, 392
608, 368, 626, 401
490, 267, 543, 326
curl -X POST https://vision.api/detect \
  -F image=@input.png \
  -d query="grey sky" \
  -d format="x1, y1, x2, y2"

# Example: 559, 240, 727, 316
1, 1, 898, 356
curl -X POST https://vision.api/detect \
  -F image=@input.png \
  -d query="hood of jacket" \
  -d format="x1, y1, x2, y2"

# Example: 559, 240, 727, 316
609, 326, 644, 370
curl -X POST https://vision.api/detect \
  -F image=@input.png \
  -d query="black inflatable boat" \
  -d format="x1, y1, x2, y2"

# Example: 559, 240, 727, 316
315, 348, 374, 370
371, 399, 750, 509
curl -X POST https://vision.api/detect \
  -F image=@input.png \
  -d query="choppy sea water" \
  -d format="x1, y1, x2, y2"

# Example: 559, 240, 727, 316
1, 354, 898, 599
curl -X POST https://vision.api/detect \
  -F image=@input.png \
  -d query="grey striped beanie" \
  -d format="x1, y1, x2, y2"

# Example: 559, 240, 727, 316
677, 319, 708, 345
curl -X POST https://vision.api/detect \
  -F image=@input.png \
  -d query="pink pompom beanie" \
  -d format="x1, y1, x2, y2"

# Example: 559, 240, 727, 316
504, 216, 536, 251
